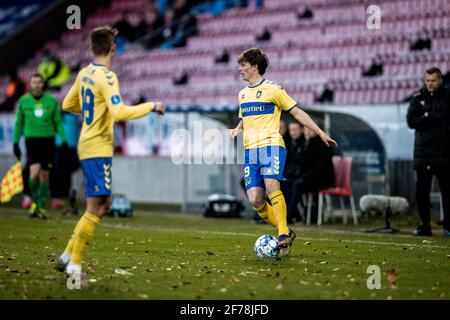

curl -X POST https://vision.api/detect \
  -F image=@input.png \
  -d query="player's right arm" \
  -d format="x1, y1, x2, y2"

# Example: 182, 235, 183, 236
229, 120, 243, 139
229, 92, 244, 139
101, 73, 164, 121
12, 101, 24, 159
62, 73, 82, 114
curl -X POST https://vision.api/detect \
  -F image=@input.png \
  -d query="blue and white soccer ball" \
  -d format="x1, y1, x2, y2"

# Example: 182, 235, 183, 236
254, 234, 279, 258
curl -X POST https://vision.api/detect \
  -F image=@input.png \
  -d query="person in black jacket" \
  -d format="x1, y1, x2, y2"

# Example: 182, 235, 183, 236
406, 67, 450, 236
113, 12, 134, 42
286, 126, 335, 223
284, 122, 305, 180
282, 122, 305, 223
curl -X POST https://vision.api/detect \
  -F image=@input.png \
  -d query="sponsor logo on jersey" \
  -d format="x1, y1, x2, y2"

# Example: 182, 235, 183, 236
82, 76, 95, 86
34, 108, 44, 117
240, 102, 275, 116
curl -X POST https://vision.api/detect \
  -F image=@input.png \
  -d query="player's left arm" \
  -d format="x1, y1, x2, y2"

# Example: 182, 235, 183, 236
274, 86, 337, 147
53, 99, 67, 143
102, 73, 164, 121
289, 106, 337, 147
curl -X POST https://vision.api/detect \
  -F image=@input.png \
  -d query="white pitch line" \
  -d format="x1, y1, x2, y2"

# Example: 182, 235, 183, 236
98, 222, 257, 236
2, 214, 447, 250
300, 237, 449, 249
95, 221, 449, 250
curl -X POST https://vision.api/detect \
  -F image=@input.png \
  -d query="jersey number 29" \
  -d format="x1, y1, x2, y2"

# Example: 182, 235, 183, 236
81, 87, 94, 125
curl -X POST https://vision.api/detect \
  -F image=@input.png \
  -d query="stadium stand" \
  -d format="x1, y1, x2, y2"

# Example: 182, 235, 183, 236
0, 0, 449, 107
0, 0, 54, 42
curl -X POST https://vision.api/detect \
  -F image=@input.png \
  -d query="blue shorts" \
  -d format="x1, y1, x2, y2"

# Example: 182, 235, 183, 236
80, 157, 112, 197
243, 145, 286, 190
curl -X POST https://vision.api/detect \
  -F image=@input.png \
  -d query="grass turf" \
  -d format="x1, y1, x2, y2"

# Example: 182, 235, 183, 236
0, 207, 448, 300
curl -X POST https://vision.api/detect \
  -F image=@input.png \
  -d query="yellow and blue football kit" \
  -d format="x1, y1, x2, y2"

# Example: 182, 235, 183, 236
239, 78, 297, 237
239, 78, 297, 190
59, 62, 156, 272
62, 62, 155, 197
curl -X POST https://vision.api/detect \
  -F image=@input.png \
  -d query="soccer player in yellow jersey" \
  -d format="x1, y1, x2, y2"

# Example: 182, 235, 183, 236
229, 48, 337, 255
54, 26, 165, 278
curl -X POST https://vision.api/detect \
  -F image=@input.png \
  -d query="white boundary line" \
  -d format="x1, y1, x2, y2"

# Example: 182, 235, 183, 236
1, 213, 447, 250
96, 221, 449, 249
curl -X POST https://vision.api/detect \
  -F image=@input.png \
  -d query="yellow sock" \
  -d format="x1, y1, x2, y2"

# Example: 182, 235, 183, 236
70, 212, 100, 265
254, 201, 278, 227
64, 223, 80, 256
269, 190, 289, 236
64, 235, 74, 256
64, 219, 86, 256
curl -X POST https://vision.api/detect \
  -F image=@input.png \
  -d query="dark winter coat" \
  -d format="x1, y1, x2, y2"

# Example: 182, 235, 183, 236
406, 85, 450, 168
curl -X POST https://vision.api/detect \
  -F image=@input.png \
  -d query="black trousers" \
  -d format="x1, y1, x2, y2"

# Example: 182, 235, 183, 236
25, 137, 55, 171
22, 162, 31, 197
415, 165, 450, 229
282, 178, 319, 222
50, 147, 80, 198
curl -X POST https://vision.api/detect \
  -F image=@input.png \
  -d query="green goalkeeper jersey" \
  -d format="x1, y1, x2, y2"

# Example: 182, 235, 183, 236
13, 93, 67, 143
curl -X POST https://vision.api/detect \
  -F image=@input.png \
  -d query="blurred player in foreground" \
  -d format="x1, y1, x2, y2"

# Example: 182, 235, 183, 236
229, 48, 337, 255
55, 26, 165, 281
13, 73, 67, 219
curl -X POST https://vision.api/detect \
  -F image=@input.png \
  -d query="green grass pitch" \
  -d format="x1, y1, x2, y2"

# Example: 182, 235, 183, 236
0, 207, 448, 300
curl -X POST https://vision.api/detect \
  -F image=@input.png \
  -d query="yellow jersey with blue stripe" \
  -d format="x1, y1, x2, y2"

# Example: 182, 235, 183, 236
238, 79, 297, 149
62, 62, 155, 160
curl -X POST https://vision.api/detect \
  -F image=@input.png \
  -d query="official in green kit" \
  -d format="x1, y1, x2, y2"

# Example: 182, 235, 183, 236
13, 73, 67, 219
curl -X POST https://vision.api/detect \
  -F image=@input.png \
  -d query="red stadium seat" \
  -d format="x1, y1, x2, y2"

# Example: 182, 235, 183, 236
306, 156, 358, 225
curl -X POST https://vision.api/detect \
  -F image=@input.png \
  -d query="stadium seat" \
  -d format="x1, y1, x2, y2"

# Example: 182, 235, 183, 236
306, 156, 358, 225
0, 0, 449, 105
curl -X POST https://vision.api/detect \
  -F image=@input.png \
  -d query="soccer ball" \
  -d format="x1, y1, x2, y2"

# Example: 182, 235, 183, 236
254, 234, 279, 258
